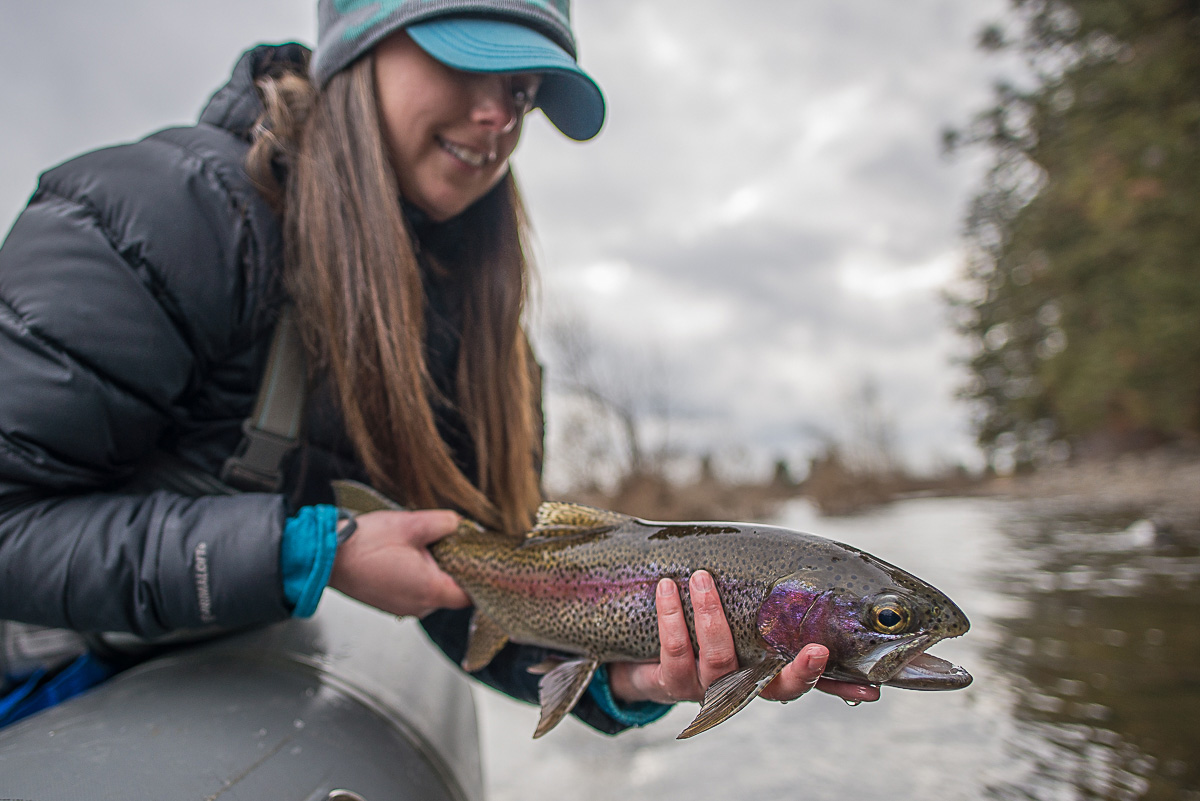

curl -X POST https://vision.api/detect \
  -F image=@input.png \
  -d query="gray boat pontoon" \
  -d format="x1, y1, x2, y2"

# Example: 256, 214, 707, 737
0, 593, 483, 801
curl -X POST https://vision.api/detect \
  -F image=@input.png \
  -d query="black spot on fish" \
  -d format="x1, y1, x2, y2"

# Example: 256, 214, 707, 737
648, 525, 740, 541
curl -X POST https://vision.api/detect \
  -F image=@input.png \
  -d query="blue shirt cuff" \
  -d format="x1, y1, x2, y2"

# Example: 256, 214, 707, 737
281, 504, 339, 618
586, 664, 673, 728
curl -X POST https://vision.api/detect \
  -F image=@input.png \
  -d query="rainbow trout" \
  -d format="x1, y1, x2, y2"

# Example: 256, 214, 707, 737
333, 482, 971, 739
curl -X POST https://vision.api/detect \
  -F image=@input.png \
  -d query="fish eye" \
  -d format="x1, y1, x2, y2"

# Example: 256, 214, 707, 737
870, 598, 910, 634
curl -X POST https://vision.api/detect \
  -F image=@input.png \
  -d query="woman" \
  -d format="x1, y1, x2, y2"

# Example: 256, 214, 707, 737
0, 0, 877, 732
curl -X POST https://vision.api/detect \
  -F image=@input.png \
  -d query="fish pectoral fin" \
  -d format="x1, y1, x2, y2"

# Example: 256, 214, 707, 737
677, 657, 789, 740
533, 656, 600, 739
532, 502, 630, 537
331, 480, 405, 514
461, 610, 510, 673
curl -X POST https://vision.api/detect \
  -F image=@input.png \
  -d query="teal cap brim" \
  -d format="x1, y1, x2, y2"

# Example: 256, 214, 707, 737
407, 17, 605, 141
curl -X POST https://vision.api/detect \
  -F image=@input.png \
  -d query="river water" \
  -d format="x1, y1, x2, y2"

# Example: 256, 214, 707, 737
471, 495, 1200, 801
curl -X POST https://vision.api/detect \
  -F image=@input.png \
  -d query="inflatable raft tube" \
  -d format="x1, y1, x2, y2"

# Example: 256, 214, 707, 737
0, 593, 483, 801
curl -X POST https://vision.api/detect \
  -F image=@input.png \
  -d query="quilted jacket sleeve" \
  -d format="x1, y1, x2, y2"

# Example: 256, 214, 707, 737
0, 128, 291, 636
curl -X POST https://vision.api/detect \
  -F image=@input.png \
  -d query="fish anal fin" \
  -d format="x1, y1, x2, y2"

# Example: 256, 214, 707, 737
331, 480, 404, 514
532, 502, 629, 537
533, 656, 599, 739
677, 657, 788, 739
461, 609, 510, 673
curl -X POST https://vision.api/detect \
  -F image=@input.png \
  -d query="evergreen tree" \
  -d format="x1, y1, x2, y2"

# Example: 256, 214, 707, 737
949, 0, 1200, 467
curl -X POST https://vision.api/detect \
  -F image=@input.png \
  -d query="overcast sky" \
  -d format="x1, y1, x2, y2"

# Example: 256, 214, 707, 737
0, 1, 1016, 486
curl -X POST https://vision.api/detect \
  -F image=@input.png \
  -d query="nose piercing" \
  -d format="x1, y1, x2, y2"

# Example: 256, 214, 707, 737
471, 75, 528, 134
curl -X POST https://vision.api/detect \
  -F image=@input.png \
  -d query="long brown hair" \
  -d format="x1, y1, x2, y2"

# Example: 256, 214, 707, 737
247, 52, 541, 534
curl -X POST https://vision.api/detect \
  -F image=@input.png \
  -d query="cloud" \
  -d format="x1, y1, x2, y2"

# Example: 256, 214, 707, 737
517, 0, 1012, 477
0, 1, 315, 227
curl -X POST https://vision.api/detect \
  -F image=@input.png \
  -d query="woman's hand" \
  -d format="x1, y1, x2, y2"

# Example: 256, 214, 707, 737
606, 570, 881, 706
328, 509, 470, 618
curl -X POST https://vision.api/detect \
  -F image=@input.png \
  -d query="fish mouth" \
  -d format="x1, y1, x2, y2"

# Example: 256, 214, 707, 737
885, 651, 973, 690
826, 634, 972, 691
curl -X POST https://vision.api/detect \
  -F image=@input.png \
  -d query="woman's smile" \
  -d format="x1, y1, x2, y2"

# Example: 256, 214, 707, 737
436, 135, 497, 169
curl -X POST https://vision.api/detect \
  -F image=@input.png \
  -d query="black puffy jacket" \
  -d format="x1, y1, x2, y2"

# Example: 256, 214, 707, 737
0, 43, 626, 733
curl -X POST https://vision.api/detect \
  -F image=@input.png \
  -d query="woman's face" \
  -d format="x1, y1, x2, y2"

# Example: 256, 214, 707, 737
374, 32, 540, 222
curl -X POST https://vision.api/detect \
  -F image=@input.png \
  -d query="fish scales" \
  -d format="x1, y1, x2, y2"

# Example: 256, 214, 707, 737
433, 520, 823, 663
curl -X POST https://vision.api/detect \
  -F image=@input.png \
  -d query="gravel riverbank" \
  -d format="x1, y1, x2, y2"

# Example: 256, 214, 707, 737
989, 451, 1200, 540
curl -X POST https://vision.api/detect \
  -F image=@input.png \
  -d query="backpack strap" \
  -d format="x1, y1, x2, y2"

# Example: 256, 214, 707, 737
220, 305, 307, 493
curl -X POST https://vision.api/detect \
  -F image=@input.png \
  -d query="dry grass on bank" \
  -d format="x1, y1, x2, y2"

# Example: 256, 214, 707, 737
555, 449, 1200, 540
562, 472, 797, 523
558, 458, 982, 523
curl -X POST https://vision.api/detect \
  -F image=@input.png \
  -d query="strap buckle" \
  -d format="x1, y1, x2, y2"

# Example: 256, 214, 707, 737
219, 419, 298, 493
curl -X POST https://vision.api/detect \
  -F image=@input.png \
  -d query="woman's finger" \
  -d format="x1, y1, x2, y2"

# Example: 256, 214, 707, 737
814, 678, 880, 703
391, 509, 463, 546
760, 643, 827, 701
418, 566, 472, 612
758, 644, 880, 703
689, 570, 739, 689
655, 578, 703, 701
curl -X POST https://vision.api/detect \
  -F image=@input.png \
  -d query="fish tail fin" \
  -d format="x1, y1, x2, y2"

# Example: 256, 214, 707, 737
677, 657, 788, 739
331, 480, 405, 514
533, 657, 599, 739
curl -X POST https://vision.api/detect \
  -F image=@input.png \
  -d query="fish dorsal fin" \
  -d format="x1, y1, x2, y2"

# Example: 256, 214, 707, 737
532, 501, 629, 537
332, 480, 405, 514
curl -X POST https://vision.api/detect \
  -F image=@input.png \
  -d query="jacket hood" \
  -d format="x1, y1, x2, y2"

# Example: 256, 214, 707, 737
199, 43, 312, 139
